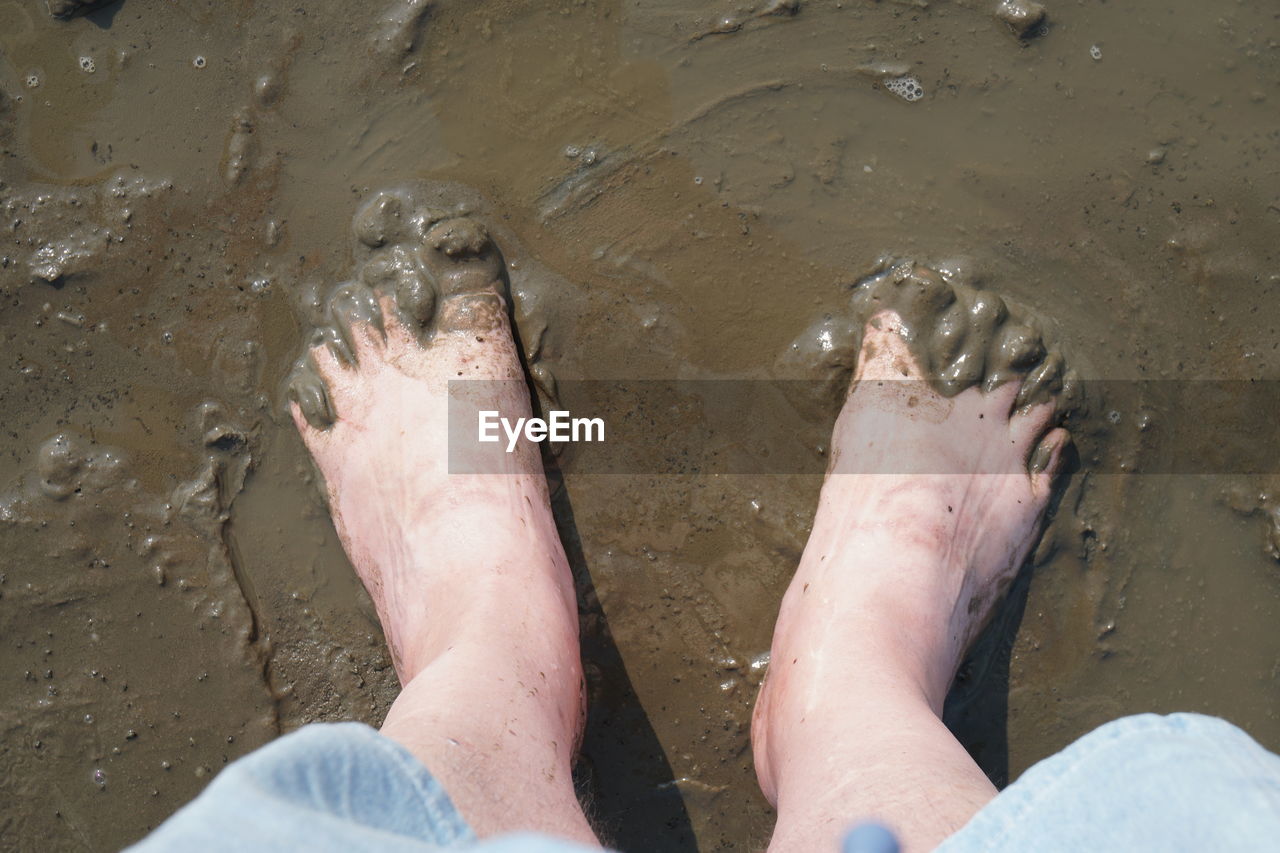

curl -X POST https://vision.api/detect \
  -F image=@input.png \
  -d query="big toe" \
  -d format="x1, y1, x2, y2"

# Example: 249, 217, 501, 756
854, 310, 929, 382
420, 217, 512, 336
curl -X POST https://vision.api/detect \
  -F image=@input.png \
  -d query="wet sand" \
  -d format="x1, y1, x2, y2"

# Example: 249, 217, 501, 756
2, 0, 1279, 849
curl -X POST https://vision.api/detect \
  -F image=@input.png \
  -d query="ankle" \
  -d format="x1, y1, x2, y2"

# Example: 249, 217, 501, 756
753, 644, 929, 803
396, 575, 581, 676
764, 565, 966, 727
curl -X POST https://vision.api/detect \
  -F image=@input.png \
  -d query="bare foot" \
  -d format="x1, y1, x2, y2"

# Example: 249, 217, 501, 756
290, 196, 564, 678
287, 186, 594, 844
754, 262, 1072, 852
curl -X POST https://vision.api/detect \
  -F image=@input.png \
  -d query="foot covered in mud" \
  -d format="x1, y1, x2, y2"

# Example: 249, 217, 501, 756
755, 261, 1073, 801
287, 187, 572, 682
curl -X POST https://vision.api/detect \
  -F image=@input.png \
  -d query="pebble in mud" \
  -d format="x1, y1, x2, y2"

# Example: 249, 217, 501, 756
253, 73, 281, 107
288, 182, 561, 430
779, 259, 1078, 431
994, 0, 1047, 39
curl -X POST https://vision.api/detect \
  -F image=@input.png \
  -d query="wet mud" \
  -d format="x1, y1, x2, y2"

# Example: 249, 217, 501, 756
2, 0, 1279, 850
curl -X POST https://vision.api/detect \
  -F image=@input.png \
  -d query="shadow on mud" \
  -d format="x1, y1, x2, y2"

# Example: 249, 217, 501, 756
944, 566, 1030, 787
945, 450, 1083, 787
551, 479, 698, 851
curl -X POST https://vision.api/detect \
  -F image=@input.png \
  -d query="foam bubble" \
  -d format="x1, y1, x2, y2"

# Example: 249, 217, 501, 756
885, 76, 924, 102
78, 56, 95, 73
1090, 45, 1102, 60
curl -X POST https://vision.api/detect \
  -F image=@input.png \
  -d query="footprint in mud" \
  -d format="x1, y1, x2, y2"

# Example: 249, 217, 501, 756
778, 258, 1079, 466
287, 183, 559, 430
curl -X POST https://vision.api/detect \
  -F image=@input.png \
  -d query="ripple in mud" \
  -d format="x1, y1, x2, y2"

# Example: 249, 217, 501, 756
3, 174, 171, 285
35, 433, 124, 501
0, 426, 280, 845
1223, 482, 1280, 563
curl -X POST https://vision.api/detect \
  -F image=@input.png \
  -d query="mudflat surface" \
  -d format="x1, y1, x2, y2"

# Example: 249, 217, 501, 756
1, 0, 1278, 850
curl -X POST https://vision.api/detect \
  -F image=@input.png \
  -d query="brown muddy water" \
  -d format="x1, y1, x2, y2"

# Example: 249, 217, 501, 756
1, 0, 1278, 850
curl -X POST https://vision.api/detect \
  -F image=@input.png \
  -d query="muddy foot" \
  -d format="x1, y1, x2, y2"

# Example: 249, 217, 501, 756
822, 267, 1073, 652
287, 187, 566, 679
756, 261, 1074, 797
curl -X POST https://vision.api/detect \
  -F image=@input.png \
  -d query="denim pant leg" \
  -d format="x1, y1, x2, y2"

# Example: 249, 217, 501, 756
129, 722, 598, 853
936, 713, 1280, 852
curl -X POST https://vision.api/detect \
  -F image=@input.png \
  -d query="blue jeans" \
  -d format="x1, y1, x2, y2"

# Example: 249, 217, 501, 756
130, 713, 1280, 852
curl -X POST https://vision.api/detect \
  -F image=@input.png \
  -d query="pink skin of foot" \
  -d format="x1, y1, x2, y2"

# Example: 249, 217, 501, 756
753, 310, 1069, 852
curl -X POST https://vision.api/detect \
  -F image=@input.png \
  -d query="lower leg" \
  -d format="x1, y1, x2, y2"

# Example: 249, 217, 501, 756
754, 519, 1005, 851
377, 493, 593, 843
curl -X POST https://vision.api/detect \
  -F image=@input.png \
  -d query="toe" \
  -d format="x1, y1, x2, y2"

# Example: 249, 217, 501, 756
983, 378, 1021, 419
326, 282, 386, 363
289, 399, 318, 439
427, 217, 491, 261
898, 264, 956, 316
1029, 427, 1071, 495
393, 265, 438, 331
288, 366, 336, 431
1009, 396, 1057, 451
360, 247, 439, 335
419, 216, 512, 337
375, 291, 424, 352
1014, 350, 1065, 408
933, 301, 969, 365
855, 311, 927, 381
308, 326, 352, 381
436, 290, 512, 339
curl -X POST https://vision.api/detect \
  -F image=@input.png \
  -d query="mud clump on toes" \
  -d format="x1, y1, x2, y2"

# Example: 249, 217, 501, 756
287, 183, 554, 430
781, 258, 1078, 420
